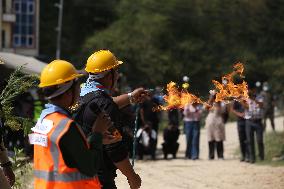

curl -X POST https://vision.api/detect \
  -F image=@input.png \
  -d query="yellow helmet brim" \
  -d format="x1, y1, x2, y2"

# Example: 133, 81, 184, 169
39, 73, 84, 88
85, 60, 123, 74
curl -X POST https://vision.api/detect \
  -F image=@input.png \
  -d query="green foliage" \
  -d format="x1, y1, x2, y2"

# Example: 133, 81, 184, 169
39, 0, 284, 97
257, 131, 284, 166
265, 132, 284, 158
39, 0, 119, 63
0, 67, 38, 132
12, 148, 32, 189
76, 0, 284, 96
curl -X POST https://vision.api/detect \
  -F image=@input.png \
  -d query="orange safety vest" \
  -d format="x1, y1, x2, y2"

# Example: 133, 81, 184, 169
32, 112, 101, 189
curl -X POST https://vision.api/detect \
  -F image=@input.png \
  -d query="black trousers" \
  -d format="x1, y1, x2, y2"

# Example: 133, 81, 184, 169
237, 120, 249, 160
208, 140, 224, 159
100, 179, 117, 189
137, 142, 156, 160
246, 119, 264, 162
162, 142, 179, 158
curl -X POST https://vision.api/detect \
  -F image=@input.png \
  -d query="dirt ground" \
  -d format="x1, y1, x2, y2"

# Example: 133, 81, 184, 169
115, 117, 284, 189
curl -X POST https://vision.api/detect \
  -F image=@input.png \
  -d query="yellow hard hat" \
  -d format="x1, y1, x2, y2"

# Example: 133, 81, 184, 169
39, 60, 83, 88
85, 50, 123, 74
182, 83, 189, 89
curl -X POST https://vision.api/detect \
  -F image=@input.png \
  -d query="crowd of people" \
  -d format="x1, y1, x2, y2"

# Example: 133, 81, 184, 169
0, 50, 279, 189
135, 81, 277, 165
184, 82, 276, 163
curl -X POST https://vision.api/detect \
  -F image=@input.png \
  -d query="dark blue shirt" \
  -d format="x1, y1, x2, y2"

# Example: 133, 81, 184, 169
233, 101, 245, 121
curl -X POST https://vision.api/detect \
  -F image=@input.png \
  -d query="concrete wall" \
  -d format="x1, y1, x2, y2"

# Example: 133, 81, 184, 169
2, 22, 12, 48
4, 0, 13, 13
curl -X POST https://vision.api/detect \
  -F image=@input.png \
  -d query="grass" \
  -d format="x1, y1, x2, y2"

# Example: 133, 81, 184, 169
257, 131, 284, 166
234, 131, 284, 166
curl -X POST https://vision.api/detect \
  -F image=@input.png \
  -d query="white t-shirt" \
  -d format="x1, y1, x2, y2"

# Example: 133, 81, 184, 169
136, 129, 157, 147
183, 104, 203, 121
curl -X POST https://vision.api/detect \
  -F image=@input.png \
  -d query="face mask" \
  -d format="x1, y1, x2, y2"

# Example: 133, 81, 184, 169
222, 79, 228, 85
263, 86, 269, 91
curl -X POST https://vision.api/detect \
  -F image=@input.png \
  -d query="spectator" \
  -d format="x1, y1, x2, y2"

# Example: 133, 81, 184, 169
231, 101, 249, 162
162, 124, 180, 159
168, 109, 179, 127
243, 88, 265, 163
136, 122, 157, 160
140, 95, 161, 132
260, 82, 275, 131
183, 103, 202, 160
205, 91, 226, 160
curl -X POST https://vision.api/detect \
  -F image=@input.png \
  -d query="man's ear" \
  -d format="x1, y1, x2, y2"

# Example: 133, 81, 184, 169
106, 72, 113, 80
63, 88, 73, 100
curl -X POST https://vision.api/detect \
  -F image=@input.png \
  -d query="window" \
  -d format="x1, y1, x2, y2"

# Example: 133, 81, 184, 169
13, 35, 21, 47
21, 2, 27, 12
27, 36, 33, 47
28, 2, 34, 14
15, 3, 19, 12
14, 25, 20, 34
28, 26, 33, 35
14, 2, 21, 13
13, 0, 36, 48
21, 36, 26, 44
28, 15, 33, 24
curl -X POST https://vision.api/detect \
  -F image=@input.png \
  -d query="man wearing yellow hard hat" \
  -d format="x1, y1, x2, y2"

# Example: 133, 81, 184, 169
0, 60, 15, 189
76, 50, 147, 189
31, 60, 117, 189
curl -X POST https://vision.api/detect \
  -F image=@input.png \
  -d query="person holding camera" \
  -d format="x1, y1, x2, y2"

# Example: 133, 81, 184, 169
136, 122, 157, 160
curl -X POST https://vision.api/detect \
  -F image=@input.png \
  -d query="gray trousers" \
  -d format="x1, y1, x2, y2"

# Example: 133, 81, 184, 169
246, 119, 264, 161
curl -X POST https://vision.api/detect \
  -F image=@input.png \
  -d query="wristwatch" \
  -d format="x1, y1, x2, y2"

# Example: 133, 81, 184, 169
127, 92, 135, 104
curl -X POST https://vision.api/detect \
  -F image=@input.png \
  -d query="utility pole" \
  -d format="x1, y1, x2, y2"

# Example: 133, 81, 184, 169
55, 0, 64, 59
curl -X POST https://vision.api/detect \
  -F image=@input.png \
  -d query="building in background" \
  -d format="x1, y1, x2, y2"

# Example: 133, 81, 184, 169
0, 0, 40, 56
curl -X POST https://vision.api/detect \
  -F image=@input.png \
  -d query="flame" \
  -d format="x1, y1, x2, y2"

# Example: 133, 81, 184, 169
154, 63, 248, 111
154, 82, 204, 111
212, 62, 249, 102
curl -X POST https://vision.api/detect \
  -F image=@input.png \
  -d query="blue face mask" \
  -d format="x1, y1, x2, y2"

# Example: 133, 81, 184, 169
80, 77, 111, 97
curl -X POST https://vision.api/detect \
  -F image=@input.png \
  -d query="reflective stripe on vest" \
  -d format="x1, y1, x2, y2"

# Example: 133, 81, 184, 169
34, 170, 93, 182
50, 118, 68, 173
34, 118, 95, 182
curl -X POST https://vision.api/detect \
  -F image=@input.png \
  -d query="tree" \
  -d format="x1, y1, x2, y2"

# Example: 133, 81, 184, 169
40, 0, 284, 96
